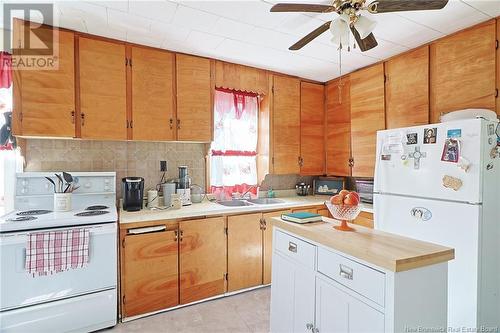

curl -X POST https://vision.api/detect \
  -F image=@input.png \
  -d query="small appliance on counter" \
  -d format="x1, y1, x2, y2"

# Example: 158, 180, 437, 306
313, 177, 345, 196
295, 182, 311, 196
122, 177, 144, 211
176, 166, 191, 206
354, 178, 374, 204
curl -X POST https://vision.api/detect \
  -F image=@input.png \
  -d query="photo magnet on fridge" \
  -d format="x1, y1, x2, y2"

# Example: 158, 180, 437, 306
441, 138, 460, 163
423, 128, 437, 144
406, 133, 418, 145
447, 129, 462, 139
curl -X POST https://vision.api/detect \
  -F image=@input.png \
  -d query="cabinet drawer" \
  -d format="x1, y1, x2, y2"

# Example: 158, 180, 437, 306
317, 247, 385, 306
275, 230, 316, 269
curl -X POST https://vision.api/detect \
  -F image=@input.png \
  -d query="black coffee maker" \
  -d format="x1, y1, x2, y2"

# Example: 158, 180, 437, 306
122, 177, 144, 211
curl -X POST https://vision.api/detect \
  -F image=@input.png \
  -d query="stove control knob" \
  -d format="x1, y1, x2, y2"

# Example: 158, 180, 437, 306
84, 182, 91, 189
21, 187, 27, 194
22, 180, 28, 186
104, 185, 110, 191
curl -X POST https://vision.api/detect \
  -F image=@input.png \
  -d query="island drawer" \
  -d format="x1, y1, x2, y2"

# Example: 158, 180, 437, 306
275, 230, 316, 269
317, 247, 385, 307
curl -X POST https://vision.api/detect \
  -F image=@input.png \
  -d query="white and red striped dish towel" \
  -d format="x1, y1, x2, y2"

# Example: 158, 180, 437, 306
26, 228, 90, 277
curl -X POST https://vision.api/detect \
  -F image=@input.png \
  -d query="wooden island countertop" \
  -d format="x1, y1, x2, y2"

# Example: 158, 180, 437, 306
271, 217, 454, 272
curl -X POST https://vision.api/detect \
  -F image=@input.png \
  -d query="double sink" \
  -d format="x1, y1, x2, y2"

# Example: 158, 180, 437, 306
217, 198, 285, 207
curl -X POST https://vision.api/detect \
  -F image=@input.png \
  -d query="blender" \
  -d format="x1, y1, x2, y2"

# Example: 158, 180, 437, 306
176, 166, 192, 206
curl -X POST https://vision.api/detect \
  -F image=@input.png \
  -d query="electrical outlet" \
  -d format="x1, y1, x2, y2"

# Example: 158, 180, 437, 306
160, 161, 167, 172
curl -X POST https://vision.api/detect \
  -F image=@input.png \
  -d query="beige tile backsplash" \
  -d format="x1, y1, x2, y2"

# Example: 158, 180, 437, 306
24, 139, 208, 198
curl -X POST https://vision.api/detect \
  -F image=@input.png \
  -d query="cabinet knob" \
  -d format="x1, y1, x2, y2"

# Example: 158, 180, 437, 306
170, 118, 173, 129
339, 264, 353, 280
288, 241, 297, 253
177, 119, 181, 129
81, 113, 85, 126
70, 110, 75, 124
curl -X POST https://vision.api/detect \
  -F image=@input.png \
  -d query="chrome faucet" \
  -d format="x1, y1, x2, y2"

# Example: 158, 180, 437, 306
240, 185, 258, 200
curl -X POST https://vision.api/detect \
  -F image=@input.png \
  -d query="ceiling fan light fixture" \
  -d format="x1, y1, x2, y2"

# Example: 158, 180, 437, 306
329, 16, 350, 46
353, 15, 377, 39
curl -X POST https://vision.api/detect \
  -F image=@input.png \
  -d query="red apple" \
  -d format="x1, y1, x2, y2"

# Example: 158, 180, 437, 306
330, 194, 343, 205
349, 191, 360, 201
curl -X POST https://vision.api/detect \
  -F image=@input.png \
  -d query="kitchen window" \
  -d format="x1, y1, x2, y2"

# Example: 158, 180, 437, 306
210, 88, 259, 200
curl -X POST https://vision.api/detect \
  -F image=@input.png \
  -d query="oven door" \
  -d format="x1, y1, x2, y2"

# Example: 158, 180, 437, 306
0, 223, 117, 311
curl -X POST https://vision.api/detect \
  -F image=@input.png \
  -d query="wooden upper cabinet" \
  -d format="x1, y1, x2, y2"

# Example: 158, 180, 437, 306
326, 77, 351, 177
386, 46, 429, 128
79, 37, 127, 140
350, 63, 385, 178
497, 18, 500, 115
300, 82, 325, 175
227, 213, 263, 292
273, 75, 301, 174
179, 217, 226, 304
131, 47, 175, 141
13, 23, 75, 137
430, 20, 496, 123
176, 54, 213, 142
215, 61, 268, 93
122, 228, 179, 317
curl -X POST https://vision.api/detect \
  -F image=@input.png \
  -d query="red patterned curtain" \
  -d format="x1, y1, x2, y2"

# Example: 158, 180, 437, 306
0, 52, 12, 89
210, 88, 259, 200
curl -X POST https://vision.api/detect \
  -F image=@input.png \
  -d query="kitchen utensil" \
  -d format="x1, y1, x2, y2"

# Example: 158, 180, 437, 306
325, 201, 361, 232
147, 190, 159, 209
55, 174, 64, 193
190, 184, 205, 203
62, 172, 73, 184
45, 177, 56, 192
295, 182, 310, 196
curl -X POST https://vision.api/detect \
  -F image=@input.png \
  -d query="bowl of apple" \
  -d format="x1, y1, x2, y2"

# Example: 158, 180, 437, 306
325, 190, 361, 232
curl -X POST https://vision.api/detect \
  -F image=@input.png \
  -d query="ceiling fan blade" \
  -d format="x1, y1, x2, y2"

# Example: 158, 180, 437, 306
369, 0, 449, 13
271, 3, 336, 13
289, 21, 331, 50
350, 27, 378, 52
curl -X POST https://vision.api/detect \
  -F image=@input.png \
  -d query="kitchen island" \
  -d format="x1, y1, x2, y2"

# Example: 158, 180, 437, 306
270, 217, 454, 333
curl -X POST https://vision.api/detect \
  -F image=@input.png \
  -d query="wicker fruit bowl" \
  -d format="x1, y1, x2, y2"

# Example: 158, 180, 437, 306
325, 201, 361, 232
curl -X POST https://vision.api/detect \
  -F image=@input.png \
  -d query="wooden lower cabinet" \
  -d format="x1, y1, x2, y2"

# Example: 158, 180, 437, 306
179, 217, 226, 304
262, 210, 291, 285
121, 225, 179, 317
317, 208, 331, 218
227, 213, 263, 291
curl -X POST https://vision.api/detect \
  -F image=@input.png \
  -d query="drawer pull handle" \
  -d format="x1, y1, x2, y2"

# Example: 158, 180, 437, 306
339, 264, 353, 280
288, 241, 297, 253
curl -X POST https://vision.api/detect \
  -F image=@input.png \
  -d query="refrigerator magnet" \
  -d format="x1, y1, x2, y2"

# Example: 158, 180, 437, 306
423, 128, 437, 144
442, 175, 463, 191
457, 157, 471, 172
441, 138, 460, 163
447, 129, 462, 139
381, 154, 391, 161
406, 133, 418, 145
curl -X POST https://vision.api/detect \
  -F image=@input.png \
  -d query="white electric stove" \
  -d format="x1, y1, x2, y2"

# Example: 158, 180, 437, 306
0, 172, 118, 333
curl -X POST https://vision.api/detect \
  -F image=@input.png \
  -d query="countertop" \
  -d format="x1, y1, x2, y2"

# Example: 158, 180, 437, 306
271, 217, 454, 273
119, 196, 373, 224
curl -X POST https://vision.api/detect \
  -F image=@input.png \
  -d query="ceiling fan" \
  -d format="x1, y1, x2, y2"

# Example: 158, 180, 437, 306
270, 0, 449, 52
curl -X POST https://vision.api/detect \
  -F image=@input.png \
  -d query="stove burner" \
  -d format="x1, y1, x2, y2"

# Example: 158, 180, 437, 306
75, 210, 109, 217
85, 205, 109, 211
17, 210, 52, 216
7, 216, 37, 222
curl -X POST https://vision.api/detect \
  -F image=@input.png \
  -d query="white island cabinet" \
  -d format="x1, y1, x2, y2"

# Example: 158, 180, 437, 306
270, 218, 455, 333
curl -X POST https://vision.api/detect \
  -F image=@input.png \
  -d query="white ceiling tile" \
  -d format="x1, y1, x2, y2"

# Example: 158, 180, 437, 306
151, 21, 190, 42
367, 12, 444, 48
275, 15, 327, 37
58, 1, 108, 24
242, 27, 298, 50
397, 0, 490, 35
127, 30, 163, 48
171, 5, 219, 31
461, 0, 500, 17
85, 1, 129, 12
237, 1, 290, 29
85, 21, 126, 41
58, 16, 87, 33
210, 17, 255, 40
107, 8, 152, 34
180, 1, 248, 21
185, 30, 225, 52
357, 38, 409, 59
129, 1, 178, 23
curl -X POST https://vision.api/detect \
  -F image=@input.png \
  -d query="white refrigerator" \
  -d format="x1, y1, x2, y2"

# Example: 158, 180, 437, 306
373, 118, 499, 330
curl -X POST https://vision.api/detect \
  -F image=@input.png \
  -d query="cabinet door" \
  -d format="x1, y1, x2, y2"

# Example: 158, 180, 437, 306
430, 20, 496, 123
353, 211, 374, 229
386, 46, 429, 128
132, 47, 175, 141
350, 64, 385, 178
122, 229, 179, 317
270, 253, 316, 333
13, 24, 75, 137
317, 208, 331, 218
496, 18, 500, 115
300, 82, 325, 175
176, 54, 212, 142
273, 75, 301, 174
262, 210, 291, 285
315, 277, 384, 333
79, 37, 127, 140
227, 213, 263, 291
179, 217, 226, 304
326, 77, 351, 176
